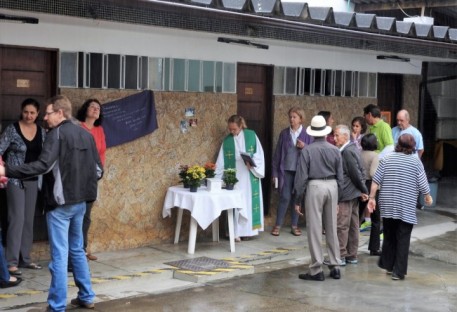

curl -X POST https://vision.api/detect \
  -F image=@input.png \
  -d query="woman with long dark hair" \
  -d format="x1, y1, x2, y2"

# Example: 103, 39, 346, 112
76, 99, 106, 261
0, 98, 46, 275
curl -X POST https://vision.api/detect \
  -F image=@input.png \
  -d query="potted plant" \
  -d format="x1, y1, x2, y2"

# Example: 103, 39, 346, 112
186, 165, 206, 192
178, 165, 190, 188
204, 162, 216, 186
222, 168, 238, 190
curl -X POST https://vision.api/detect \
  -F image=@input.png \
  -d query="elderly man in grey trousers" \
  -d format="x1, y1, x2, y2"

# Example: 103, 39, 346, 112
334, 125, 368, 265
294, 115, 344, 281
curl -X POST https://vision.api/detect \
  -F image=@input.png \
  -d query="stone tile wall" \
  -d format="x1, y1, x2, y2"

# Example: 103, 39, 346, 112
31, 89, 379, 258
267, 96, 377, 227
402, 75, 421, 127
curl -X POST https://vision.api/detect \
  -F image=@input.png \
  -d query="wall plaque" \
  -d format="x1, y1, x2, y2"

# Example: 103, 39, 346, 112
17, 79, 30, 88
244, 87, 254, 95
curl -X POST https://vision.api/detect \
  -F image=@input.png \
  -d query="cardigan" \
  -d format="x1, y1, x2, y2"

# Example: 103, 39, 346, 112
0, 122, 46, 188
272, 127, 313, 192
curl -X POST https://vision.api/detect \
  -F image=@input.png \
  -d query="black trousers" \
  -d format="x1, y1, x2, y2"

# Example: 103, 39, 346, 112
82, 201, 94, 251
378, 218, 414, 278
359, 180, 381, 252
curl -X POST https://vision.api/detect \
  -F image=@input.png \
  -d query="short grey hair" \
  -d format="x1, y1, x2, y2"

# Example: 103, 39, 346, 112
335, 124, 350, 138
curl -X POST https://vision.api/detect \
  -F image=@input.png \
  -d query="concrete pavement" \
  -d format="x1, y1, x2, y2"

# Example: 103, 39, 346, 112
1, 205, 456, 311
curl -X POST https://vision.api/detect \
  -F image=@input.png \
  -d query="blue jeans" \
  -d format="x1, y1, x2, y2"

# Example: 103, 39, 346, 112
0, 233, 10, 282
46, 202, 95, 312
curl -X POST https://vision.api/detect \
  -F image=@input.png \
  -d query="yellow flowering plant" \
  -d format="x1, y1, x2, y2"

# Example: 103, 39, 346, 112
186, 165, 206, 187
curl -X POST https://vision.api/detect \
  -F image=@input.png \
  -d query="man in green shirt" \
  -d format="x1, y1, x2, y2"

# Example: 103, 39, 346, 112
363, 104, 394, 157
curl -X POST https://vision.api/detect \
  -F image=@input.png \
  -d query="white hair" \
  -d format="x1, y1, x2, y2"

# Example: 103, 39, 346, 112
335, 124, 350, 138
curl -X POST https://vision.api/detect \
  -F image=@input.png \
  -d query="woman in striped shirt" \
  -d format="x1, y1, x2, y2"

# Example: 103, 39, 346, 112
367, 133, 432, 281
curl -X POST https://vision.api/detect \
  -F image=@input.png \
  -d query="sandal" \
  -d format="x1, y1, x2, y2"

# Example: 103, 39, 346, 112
20, 263, 42, 270
8, 267, 22, 276
291, 226, 302, 236
271, 226, 280, 236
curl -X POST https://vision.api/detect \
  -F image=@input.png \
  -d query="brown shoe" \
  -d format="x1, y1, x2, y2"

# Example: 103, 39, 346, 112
86, 253, 98, 261
70, 298, 94, 309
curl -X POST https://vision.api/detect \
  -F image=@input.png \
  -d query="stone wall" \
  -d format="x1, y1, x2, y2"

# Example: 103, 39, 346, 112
31, 90, 377, 258
60, 89, 237, 252
267, 95, 377, 227
402, 75, 421, 127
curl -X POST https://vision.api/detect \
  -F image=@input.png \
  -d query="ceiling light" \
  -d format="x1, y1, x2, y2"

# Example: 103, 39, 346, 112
217, 37, 269, 50
0, 13, 38, 24
376, 55, 410, 62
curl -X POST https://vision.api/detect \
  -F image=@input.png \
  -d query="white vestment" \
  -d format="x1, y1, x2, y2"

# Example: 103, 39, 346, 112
215, 129, 265, 237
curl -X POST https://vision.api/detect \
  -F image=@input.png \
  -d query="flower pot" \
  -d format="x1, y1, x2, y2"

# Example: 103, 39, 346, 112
225, 184, 234, 190
183, 181, 190, 188
189, 186, 198, 192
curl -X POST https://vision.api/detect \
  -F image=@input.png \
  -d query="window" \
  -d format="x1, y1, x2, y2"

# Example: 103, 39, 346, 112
202, 61, 215, 92
335, 70, 343, 96
102, 54, 108, 89
59, 52, 78, 87
368, 73, 377, 98
164, 58, 171, 91
108, 54, 121, 89
222, 63, 236, 93
149, 57, 163, 91
139, 56, 148, 90
358, 72, 369, 97
187, 60, 201, 92
315, 69, 322, 95
273, 66, 297, 95
125, 55, 138, 89
215, 62, 223, 92
89, 53, 103, 89
352, 71, 359, 97
172, 58, 186, 91
285, 67, 297, 95
273, 67, 285, 95
78, 52, 90, 88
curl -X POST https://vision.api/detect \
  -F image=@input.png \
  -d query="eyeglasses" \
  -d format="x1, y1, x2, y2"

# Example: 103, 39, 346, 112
45, 111, 56, 116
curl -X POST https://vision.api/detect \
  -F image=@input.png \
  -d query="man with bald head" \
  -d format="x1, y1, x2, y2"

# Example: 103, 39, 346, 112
392, 109, 424, 158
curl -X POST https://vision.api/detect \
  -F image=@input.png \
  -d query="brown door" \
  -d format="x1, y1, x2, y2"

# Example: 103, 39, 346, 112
377, 74, 403, 127
237, 63, 274, 214
0, 45, 58, 242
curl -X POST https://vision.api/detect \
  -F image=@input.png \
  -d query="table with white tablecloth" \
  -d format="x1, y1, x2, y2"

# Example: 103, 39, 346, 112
162, 185, 247, 254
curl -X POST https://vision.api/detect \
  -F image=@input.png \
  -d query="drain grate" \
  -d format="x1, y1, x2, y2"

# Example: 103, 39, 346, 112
165, 257, 230, 272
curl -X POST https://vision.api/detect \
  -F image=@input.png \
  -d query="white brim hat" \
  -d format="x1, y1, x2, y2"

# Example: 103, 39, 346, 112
306, 115, 332, 137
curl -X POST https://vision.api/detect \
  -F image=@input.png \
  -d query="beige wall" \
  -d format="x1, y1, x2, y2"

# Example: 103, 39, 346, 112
267, 96, 377, 226
402, 75, 422, 127
32, 90, 378, 258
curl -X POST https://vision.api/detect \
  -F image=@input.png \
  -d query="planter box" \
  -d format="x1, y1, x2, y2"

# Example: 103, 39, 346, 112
207, 178, 222, 192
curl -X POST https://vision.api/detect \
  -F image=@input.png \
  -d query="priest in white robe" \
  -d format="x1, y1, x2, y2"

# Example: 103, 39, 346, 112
215, 115, 265, 240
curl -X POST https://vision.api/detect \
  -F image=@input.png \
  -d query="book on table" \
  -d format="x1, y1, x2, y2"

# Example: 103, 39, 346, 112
240, 152, 256, 167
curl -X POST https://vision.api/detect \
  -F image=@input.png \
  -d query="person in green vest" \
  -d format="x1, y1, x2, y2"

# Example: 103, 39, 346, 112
215, 115, 265, 241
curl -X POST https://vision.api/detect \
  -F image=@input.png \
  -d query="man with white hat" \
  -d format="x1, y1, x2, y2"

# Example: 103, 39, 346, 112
293, 115, 344, 281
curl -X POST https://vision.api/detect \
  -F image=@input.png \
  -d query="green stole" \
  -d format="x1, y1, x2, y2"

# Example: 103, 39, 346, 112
223, 129, 261, 230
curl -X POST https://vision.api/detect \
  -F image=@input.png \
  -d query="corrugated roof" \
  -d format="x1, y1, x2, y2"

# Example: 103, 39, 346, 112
1, 0, 456, 60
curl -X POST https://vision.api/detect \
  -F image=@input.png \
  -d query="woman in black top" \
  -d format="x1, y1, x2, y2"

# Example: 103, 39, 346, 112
0, 98, 46, 275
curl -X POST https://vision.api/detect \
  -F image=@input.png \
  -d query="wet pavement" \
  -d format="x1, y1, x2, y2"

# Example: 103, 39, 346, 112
1, 204, 456, 312
61, 253, 456, 312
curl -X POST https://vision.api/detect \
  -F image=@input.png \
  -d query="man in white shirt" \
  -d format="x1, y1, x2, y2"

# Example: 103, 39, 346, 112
392, 109, 424, 158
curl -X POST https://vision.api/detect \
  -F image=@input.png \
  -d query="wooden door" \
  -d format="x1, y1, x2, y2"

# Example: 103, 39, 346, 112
0, 45, 57, 242
377, 74, 403, 127
237, 63, 274, 214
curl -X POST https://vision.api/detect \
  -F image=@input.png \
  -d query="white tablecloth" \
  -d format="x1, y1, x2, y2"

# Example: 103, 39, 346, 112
162, 185, 247, 230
